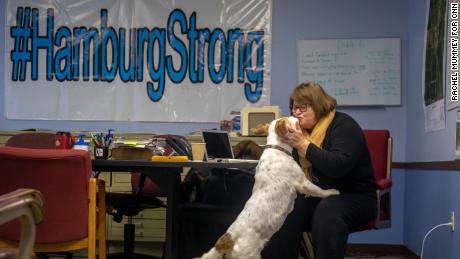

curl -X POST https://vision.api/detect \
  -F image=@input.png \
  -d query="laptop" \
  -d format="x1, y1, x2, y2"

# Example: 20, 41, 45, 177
201, 130, 258, 163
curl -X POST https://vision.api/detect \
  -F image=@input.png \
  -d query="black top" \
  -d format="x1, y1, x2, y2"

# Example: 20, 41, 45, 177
294, 112, 376, 196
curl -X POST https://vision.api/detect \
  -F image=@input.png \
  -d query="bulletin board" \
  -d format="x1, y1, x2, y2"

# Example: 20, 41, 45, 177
297, 38, 401, 106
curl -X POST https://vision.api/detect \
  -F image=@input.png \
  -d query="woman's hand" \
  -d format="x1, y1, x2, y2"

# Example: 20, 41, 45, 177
281, 121, 310, 155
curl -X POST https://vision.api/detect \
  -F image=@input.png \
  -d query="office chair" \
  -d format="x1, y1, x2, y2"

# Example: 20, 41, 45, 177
105, 173, 166, 259
0, 189, 44, 259
299, 129, 393, 259
0, 146, 106, 259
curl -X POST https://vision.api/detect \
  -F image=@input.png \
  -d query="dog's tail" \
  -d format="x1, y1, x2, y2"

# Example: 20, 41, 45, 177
200, 233, 234, 259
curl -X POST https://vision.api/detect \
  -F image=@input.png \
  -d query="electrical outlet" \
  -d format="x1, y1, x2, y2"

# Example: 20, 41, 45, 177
451, 211, 455, 232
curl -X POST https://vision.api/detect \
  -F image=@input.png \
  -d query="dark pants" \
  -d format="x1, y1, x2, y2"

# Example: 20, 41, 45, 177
261, 192, 377, 259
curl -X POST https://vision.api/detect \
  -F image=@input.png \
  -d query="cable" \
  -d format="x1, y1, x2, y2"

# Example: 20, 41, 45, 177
420, 222, 452, 259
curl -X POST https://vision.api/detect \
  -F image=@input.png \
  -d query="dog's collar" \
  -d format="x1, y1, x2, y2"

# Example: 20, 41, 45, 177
265, 145, 292, 156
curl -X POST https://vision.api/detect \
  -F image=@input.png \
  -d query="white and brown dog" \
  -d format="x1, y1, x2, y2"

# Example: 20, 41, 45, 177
199, 117, 339, 259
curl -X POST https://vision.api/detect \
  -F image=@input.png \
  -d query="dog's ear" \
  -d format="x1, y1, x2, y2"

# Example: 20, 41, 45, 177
251, 122, 270, 136
275, 118, 289, 137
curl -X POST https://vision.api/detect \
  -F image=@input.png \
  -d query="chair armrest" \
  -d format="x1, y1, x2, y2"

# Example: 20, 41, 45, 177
0, 189, 44, 259
96, 178, 106, 217
376, 179, 392, 190
95, 178, 106, 259
0, 189, 43, 224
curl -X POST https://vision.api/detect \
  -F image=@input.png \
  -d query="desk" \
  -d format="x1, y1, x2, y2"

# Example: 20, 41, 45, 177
92, 159, 257, 259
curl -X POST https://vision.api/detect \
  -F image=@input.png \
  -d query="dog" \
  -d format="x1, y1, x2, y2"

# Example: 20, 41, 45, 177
199, 116, 340, 259
233, 139, 264, 160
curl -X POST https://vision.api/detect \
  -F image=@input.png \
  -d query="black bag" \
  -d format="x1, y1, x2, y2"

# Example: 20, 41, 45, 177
179, 169, 254, 259
202, 168, 254, 206
180, 168, 208, 203
178, 140, 258, 258
181, 168, 254, 205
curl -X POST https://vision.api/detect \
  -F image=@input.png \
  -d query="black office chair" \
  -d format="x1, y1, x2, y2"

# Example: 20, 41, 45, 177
105, 173, 165, 259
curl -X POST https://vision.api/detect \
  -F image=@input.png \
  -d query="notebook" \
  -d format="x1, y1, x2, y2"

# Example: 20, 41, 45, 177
201, 130, 258, 163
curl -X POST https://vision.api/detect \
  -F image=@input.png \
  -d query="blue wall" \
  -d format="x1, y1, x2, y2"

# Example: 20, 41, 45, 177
2, 0, 459, 258
404, 170, 460, 258
402, 0, 460, 258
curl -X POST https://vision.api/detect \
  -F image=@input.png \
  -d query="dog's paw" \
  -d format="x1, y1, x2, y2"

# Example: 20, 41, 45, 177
324, 188, 340, 196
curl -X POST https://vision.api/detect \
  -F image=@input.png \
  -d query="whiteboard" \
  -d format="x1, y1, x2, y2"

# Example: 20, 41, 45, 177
297, 38, 401, 105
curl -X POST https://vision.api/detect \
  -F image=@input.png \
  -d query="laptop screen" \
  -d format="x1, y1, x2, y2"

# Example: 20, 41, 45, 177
201, 130, 234, 160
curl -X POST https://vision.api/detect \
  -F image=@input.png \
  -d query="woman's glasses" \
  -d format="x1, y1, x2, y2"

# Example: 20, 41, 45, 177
291, 104, 310, 113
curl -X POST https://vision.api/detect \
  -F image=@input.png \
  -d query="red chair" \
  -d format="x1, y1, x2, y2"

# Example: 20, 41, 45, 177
361, 129, 393, 229
5, 132, 57, 149
300, 129, 393, 259
0, 146, 106, 259
6, 132, 164, 258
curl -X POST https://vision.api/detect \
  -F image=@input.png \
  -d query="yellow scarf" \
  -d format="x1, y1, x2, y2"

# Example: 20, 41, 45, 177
299, 109, 336, 181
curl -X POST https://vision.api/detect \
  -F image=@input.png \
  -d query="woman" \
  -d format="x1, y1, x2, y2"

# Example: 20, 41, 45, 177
261, 82, 377, 259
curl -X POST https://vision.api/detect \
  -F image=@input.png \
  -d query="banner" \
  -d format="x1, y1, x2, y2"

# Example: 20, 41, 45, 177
4, 0, 272, 122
